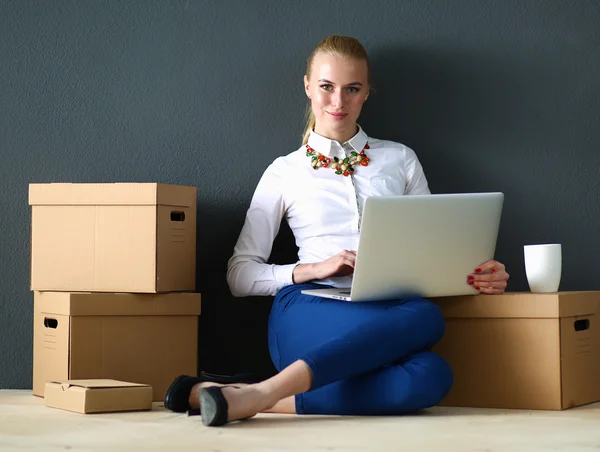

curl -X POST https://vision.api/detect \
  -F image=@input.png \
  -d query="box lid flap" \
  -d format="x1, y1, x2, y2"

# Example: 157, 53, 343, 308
34, 292, 202, 316
29, 183, 196, 207
432, 291, 599, 319
49, 379, 150, 390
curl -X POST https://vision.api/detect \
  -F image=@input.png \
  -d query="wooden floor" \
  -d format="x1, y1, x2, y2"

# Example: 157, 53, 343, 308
1, 390, 600, 451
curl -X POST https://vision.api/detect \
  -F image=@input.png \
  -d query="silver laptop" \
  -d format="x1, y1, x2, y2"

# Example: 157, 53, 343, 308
301, 192, 504, 302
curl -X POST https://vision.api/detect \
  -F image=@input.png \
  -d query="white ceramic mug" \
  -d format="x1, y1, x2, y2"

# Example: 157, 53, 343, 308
524, 244, 562, 293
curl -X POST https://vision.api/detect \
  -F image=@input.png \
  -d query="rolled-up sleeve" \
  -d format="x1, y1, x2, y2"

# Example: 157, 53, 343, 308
226, 161, 298, 297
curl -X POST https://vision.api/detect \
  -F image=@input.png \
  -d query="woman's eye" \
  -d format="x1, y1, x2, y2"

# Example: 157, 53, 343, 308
346, 87, 359, 94
320, 84, 333, 91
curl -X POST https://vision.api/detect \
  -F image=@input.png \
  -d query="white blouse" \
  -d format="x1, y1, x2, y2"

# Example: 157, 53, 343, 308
226, 126, 431, 297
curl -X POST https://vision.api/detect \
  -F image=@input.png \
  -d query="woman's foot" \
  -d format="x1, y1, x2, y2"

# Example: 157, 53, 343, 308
188, 382, 248, 411
199, 360, 311, 426
165, 372, 259, 414
200, 385, 279, 426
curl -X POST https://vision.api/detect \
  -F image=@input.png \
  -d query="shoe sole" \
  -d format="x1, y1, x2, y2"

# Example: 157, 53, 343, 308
200, 389, 220, 426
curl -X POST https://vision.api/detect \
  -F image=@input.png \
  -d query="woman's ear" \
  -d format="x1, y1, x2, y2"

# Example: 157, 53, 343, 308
304, 75, 311, 98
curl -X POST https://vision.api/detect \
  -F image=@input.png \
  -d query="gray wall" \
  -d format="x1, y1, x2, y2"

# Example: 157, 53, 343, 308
1, 0, 599, 388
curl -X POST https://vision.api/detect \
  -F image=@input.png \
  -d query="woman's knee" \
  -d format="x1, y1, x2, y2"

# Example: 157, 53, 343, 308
426, 301, 446, 345
407, 351, 454, 409
404, 298, 446, 347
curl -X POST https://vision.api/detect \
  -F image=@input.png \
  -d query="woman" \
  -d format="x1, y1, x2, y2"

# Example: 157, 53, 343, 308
165, 35, 510, 426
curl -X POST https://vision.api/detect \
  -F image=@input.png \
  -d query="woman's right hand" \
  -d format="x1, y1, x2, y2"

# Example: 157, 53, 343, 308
292, 250, 357, 284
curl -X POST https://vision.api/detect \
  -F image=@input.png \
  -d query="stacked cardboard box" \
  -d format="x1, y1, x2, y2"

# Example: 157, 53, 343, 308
431, 291, 600, 410
29, 183, 201, 401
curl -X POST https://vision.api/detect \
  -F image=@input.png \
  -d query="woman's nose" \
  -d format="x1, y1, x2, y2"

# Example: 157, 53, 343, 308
331, 90, 344, 108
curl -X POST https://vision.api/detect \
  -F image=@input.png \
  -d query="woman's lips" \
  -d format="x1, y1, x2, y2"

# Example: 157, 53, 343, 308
327, 111, 348, 120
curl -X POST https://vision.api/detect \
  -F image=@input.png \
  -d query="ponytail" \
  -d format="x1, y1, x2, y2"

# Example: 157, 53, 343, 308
302, 107, 316, 145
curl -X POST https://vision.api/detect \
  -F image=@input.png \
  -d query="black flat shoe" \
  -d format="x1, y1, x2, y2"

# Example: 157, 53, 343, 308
164, 371, 258, 414
199, 386, 230, 426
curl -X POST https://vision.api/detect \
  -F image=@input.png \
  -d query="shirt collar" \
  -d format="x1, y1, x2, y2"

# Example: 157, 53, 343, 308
306, 125, 369, 157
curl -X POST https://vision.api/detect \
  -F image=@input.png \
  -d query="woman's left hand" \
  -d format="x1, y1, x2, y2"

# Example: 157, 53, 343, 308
467, 260, 510, 295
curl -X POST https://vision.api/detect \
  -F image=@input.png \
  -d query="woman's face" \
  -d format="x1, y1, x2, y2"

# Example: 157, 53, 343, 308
304, 53, 369, 142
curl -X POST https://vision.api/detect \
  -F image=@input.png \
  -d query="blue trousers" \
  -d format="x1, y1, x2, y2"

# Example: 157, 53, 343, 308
268, 283, 453, 415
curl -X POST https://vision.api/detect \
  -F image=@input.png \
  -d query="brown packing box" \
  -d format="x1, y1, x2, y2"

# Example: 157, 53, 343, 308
44, 380, 153, 414
33, 291, 201, 401
29, 183, 197, 293
431, 291, 600, 410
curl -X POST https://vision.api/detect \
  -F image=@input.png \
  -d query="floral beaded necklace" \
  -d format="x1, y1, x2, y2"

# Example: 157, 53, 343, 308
305, 143, 371, 177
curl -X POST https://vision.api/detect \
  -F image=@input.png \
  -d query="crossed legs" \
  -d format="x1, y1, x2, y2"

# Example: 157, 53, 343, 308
196, 283, 453, 422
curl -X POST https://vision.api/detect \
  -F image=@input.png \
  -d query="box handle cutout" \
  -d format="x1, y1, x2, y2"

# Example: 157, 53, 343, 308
171, 211, 185, 222
574, 319, 590, 332
44, 318, 58, 329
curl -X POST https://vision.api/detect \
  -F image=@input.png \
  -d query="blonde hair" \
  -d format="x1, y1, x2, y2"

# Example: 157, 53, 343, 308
302, 35, 371, 145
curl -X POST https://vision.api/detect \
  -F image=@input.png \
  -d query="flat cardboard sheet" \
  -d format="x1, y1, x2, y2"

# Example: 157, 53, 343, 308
44, 380, 153, 414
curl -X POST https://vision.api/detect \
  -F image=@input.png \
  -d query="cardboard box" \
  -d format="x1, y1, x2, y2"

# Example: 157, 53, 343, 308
29, 183, 197, 293
33, 291, 201, 401
432, 291, 600, 410
44, 380, 153, 414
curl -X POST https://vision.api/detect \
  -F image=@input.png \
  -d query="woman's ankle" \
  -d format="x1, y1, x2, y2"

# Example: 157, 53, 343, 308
188, 383, 201, 409
249, 384, 283, 412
